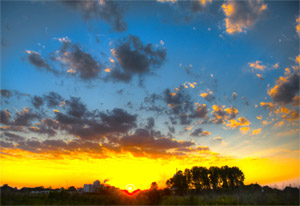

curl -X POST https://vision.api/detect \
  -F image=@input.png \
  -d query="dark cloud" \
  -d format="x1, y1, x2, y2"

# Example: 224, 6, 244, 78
210, 105, 238, 124
1, 89, 12, 98
163, 88, 193, 115
63, 0, 127, 32
108, 35, 166, 82
65, 97, 87, 118
108, 66, 132, 82
56, 41, 102, 80
158, 0, 212, 22
26, 51, 59, 75
99, 108, 137, 130
0, 110, 11, 125
145, 117, 155, 130
232, 92, 238, 100
200, 91, 215, 102
13, 108, 41, 126
190, 128, 210, 137
0, 140, 14, 148
168, 126, 175, 134
191, 103, 208, 119
31, 95, 44, 109
43, 92, 64, 108
176, 0, 212, 14
222, 0, 267, 34
2, 132, 25, 142
1, 108, 40, 127
268, 73, 299, 105
53, 107, 137, 141
119, 128, 194, 150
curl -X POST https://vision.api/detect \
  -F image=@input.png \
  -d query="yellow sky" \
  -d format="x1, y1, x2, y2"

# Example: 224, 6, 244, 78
1, 149, 299, 190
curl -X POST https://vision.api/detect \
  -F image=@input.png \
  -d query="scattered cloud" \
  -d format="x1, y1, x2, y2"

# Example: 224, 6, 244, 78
249, 60, 266, 71
190, 128, 211, 137
296, 16, 300, 36
108, 35, 166, 82
222, 0, 267, 34
226, 117, 251, 129
26, 50, 59, 75
62, 0, 127, 32
240, 126, 250, 134
252, 128, 261, 135
200, 90, 215, 102
55, 40, 102, 80
268, 73, 299, 105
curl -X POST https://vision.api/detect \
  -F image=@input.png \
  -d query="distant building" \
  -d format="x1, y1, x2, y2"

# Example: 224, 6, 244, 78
83, 184, 92, 193
82, 180, 104, 193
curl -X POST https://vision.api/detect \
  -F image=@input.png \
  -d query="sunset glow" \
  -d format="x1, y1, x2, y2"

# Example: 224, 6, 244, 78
1, 0, 299, 191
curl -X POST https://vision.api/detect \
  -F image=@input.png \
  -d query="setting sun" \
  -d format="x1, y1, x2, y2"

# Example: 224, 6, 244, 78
126, 184, 135, 193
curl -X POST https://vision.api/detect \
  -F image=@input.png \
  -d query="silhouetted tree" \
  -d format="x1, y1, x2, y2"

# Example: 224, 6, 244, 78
147, 182, 161, 204
68, 186, 77, 192
191, 166, 210, 192
208, 166, 221, 191
166, 170, 189, 195
150, 182, 158, 190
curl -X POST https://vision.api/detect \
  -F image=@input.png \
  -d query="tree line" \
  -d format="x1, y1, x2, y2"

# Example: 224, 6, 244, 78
166, 166, 245, 195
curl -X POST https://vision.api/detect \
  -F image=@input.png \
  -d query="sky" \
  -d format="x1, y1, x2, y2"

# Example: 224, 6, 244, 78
1, 0, 299, 190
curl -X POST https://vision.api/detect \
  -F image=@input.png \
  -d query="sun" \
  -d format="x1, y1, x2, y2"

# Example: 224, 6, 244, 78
126, 184, 135, 193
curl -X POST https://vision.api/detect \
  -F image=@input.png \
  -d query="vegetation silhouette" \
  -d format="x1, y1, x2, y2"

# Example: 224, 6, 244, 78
1, 165, 299, 205
166, 166, 244, 195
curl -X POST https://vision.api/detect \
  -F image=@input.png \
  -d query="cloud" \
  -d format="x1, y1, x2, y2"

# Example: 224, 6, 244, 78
296, 16, 300, 36
240, 126, 250, 134
256, 73, 264, 80
232, 92, 238, 100
108, 35, 166, 82
65, 97, 87, 118
120, 129, 193, 149
200, 90, 215, 102
222, 0, 267, 34
210, 105, 239, 124
248, 60, 266, 71
260, 101, 276, 111
281, 110, 299, 122
1, 89, 12, 98
157, 0, 212, 19
13, 108, 41, 126
145, 117, 155, 130
63, 0, 127, 32
43, 92, 64, 108
268, 73, 300, 105
26, 50, 59, 75
191, 103, 208, 119
226, 117, 250, 129
1, 108, 40, 127
55, 40, 102, 80
162, 88, 193, 115
2, 132, 25, 142
190, 128, 211, 137
54, 107, 137, 141
31, 95, 44, 109
252, 128, 261, 135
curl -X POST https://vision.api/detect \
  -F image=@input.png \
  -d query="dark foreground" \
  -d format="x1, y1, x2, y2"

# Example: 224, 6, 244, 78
1, 184, 299, 205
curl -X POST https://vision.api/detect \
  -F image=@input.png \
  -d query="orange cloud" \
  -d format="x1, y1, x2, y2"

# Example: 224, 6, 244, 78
240, 127, 250, 134
226, 117, 251, 129
249, 61, 266, 71
260, 101, 276, 111
252, 128, 261, 135
222, 0, 267, 34
256, 73, 263, 80
296, 16, 300, 36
